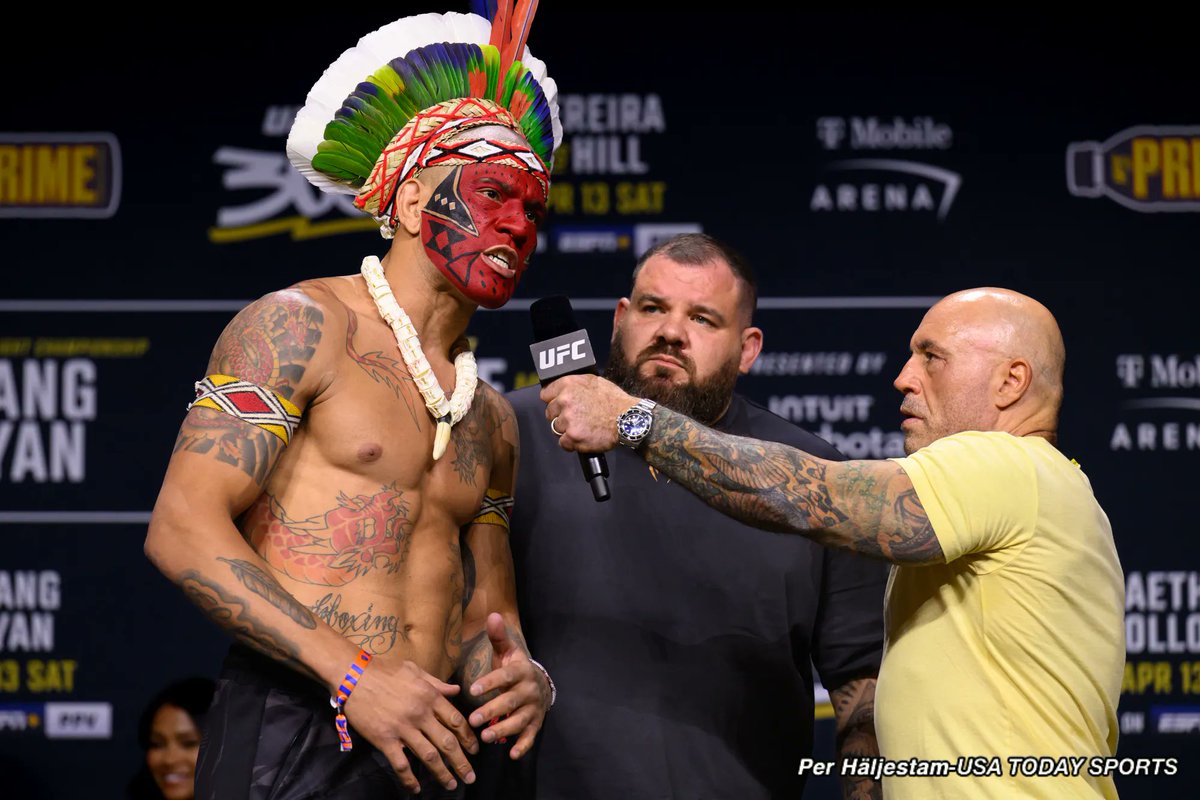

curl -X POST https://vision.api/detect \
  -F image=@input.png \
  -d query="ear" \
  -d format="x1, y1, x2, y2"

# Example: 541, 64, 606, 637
738, 326, 764, 374
995, 358, 1032, 409
393, 179, 426, 237
612, 297, 631, 344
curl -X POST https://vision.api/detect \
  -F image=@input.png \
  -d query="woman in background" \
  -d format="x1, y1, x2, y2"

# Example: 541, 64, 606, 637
127, 677, 215, 800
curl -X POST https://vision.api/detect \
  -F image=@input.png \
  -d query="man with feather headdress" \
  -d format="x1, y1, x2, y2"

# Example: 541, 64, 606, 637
146, 5, 560, 797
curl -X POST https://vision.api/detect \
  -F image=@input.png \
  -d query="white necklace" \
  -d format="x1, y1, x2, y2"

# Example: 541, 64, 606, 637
360, 255, 477, 461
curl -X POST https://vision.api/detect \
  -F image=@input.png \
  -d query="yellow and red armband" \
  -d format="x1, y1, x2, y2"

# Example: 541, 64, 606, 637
188, 374, 302, 445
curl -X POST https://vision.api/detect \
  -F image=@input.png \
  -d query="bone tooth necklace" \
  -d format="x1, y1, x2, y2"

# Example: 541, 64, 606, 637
359, 255, 477, 460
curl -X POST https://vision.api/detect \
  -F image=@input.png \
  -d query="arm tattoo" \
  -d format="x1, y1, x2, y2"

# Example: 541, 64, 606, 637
643, 406, 944, 564
460, 528, 477, 612
450, 402, 492, 487
210, 291, 324, 399
445, 537, 465, 663
455, 625, 532, 711
173, 408, 281, 485
457, 631, 495, 709
830, 678, 881, 800
451, 386, 511, 487
175, 291, 323, 483
217, 557, 317, 629
179, 569, 319, 681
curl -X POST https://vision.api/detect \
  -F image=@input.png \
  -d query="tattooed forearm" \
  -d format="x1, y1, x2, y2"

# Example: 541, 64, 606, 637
460, 530, 477, 612
179, 569, 319, 681
218, 557, 317, 629
831, 678, 881, 800
643, 407, 944, 564
173, 408, 282, 485
455, 624, 532, 710
642, 406, 844, 531
311, 592, 402, 654
457, 631, 495, 708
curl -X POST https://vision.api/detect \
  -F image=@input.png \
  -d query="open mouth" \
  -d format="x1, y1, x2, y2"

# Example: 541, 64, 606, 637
482, 248, 517, 278
156, 771, 191, 787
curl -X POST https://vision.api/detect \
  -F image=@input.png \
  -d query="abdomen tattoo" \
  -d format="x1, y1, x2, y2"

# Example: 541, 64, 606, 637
244, 483, 414, 586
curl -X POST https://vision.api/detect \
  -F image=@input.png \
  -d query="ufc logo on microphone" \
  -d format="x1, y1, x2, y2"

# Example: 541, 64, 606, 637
539, 340, 587, 370
531, 330, 597, 381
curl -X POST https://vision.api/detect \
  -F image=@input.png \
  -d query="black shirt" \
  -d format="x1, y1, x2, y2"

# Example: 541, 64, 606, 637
506, 388, 886, 800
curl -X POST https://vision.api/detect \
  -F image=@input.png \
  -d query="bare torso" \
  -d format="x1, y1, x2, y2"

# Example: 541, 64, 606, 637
237, 275, 506, 679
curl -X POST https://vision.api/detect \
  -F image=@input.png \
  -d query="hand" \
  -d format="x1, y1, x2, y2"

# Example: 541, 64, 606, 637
540, 374, 636, 453
467, 613, 551, 760
344, 655, 479, 793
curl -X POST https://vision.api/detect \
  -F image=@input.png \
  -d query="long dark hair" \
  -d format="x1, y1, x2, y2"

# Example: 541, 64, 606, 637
127, 677, 216, 800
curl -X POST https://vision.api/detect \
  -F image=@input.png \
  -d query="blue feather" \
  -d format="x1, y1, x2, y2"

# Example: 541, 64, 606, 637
470, 0, 498, 21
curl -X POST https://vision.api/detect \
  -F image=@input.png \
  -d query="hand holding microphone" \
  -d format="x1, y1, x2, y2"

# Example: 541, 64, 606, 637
530, 296, 643, 501
540, 374, 635, 454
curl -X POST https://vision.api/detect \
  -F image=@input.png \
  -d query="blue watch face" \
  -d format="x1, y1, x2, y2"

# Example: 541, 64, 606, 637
619, 410, 652, 438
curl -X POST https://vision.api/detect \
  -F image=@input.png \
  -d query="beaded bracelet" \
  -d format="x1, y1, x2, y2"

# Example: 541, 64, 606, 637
330, 649, 373, 752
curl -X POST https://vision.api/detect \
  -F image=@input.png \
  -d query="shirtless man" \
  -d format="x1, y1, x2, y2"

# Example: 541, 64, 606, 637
145, 15, 560, 796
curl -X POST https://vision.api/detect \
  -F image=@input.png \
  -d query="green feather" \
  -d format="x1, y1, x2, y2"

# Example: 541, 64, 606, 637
323, 119, 382, 160
344, 95, 396, 141
358, 88, 407, 136
310, 152, 368, 184
367, 68, 420, 123
481, 45, 500, 100
498, 62, 527, 108
369, 64, 403, 96
315, 139, 375, 177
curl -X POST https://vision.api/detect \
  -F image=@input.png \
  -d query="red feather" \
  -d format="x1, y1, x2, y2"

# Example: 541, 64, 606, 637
505, 0, 539, 68
490, 0, 512, 52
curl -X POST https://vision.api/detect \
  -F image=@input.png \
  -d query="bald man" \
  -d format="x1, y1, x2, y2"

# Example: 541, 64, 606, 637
540, 288, 1125, 799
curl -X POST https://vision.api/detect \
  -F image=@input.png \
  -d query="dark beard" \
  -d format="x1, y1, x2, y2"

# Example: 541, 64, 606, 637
603, 330, 740, 425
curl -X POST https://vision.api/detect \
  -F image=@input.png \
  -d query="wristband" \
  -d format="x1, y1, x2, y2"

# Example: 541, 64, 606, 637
330, 649, 373, 752
529, 658, 556, 708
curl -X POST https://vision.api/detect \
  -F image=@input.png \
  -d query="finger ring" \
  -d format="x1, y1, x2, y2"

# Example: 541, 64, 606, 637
550, 416, 564, 437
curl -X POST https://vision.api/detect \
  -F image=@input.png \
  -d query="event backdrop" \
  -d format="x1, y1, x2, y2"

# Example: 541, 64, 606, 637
1, 8, 1197, 798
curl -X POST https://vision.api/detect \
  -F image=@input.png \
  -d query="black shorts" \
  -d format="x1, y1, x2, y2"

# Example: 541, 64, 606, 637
196, 644, 465, 800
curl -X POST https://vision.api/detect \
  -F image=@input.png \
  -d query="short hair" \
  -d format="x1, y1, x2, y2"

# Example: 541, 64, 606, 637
631, 233, 757, 322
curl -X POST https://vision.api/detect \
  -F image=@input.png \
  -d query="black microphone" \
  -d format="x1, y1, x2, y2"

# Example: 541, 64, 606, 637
529, 295, 611, 502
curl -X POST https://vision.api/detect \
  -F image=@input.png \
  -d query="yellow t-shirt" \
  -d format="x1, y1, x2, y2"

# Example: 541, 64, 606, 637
878, 431, 1124, 799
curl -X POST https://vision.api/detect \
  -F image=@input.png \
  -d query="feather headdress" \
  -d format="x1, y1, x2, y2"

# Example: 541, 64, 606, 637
287, 2, 561, 231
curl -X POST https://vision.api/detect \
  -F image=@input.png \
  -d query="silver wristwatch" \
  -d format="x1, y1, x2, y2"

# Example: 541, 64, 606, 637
616, 398, 657, 449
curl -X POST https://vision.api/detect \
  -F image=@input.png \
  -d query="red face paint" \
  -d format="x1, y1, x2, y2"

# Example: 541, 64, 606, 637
421, 161, 546, 308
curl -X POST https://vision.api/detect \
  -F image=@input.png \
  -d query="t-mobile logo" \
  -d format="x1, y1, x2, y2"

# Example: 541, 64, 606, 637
1116, 355, 1145, 388
816, 117, 847, 150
